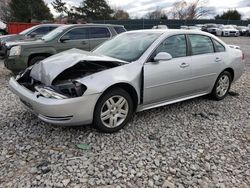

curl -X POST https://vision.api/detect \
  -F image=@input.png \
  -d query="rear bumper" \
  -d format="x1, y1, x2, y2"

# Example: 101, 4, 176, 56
9, 77, 101, 126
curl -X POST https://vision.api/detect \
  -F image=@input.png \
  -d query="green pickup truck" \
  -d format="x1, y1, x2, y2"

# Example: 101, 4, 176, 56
4, 24, 126, 73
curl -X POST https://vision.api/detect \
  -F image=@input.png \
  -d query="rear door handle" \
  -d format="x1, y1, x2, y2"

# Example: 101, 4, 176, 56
215, 57, 222, 62
180, 62, 190, 68
82, 41, 88, 45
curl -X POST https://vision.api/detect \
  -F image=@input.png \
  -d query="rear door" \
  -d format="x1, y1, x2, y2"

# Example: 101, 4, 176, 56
57, 27, 90, 52
89, 27, 111, 50
187, 34, 224, 93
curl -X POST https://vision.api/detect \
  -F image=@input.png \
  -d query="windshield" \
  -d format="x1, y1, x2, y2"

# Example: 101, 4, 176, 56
41, 25, 68, 41
207, 25, 217, 28
93, 32, 161, 62
19, 25, 38, 35
223, 25, 234, 29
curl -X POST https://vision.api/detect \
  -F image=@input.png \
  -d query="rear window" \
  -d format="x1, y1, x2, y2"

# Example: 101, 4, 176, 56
114, 26, 126, 34
89, 27, 111, 39
188, 34, 214, 55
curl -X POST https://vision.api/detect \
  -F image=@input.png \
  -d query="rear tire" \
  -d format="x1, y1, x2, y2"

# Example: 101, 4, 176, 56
29, 56, 46, 66
93, 88, 134, 133
211, 71, 232, 100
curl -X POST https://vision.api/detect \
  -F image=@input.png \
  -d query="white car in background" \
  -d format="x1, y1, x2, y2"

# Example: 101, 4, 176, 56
220, 25, 240, 37
152, 25, 168, 29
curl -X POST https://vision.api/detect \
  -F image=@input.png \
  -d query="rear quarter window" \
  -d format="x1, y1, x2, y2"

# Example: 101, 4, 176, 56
213, 39, 226, 52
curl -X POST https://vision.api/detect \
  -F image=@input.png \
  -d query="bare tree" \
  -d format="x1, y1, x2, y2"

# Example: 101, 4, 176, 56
0, 1, 12, 22
170, 1, 188, 20
145, 8, 168, 19
170, 0, 211, 20
113, 9, 130, 20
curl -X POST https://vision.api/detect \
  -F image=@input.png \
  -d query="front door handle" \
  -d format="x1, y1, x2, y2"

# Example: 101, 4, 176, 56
180, 62, 190, 68
82, 41, 87, 45
215, 57, 222, 62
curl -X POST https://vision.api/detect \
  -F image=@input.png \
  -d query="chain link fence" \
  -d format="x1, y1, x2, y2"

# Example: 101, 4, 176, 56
92, 19, 250, 30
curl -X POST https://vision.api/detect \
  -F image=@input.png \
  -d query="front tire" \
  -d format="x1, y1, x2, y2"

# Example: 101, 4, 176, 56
93, 88, 134, 133
211, 71, 232, 100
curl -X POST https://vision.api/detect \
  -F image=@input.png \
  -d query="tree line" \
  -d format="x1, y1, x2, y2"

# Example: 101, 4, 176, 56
0, 0, 247, 23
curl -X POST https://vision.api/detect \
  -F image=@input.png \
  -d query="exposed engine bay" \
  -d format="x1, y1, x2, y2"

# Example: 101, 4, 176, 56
17, 60, 122, 99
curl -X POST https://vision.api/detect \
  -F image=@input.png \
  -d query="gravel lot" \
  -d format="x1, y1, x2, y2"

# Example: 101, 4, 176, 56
0, 37, 250, 188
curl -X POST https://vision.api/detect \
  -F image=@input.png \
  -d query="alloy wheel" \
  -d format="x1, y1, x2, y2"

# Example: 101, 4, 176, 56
100, 95, 129, 128
216, 75, 230, 97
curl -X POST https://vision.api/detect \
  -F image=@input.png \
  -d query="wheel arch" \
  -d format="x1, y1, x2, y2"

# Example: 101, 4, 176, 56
28, 53, 53, 66
97, 83, 139, 112
223, 67, 234, 81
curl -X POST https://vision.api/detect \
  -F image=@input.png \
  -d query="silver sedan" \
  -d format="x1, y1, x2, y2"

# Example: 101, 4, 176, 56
9, 29, 245, 133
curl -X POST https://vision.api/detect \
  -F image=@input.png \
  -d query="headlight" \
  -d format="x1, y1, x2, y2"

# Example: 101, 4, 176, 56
35, 86, 68, 99
9, 46, 21, 56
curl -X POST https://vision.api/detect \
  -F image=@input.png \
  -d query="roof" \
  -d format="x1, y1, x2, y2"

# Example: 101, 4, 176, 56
55, 23, 125, 29
126, 29, 206, 35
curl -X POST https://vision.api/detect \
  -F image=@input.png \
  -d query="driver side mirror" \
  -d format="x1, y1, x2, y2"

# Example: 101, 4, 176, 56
60, 35, 70, 43
154, 52, 172, 62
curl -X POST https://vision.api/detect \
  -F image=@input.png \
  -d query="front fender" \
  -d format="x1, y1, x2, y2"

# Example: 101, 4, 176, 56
77, 61, 143, 101
24, 46, 57, 57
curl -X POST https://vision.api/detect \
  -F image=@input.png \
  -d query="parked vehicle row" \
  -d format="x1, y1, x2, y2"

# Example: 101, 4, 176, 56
180, 23, 250, 37
1, 24, 126, 73
0, 24, 62, 57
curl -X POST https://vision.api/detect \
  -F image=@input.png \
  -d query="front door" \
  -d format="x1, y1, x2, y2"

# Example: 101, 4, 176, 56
57, 27, 90, 53
143, 34, 193, 105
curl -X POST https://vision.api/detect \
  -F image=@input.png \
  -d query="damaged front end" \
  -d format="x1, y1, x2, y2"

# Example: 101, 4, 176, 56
16, 56, 125, 99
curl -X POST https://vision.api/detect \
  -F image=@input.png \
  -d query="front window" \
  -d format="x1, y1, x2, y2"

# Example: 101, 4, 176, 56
62, 27, 89, 40
94, 32, 161, 62
188, 34, 214, 55
155, 35, 187, 58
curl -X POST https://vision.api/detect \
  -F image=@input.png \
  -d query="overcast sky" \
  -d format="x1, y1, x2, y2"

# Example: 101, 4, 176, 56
45, 0, 250, 19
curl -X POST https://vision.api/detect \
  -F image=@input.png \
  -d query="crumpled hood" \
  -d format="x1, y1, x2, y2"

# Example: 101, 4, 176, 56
30, 48, 128, 85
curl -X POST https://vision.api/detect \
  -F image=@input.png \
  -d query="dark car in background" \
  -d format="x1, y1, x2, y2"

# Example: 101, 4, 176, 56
236, 26, 248, 36
4, 24, 126, 73
0, 24, 62, 57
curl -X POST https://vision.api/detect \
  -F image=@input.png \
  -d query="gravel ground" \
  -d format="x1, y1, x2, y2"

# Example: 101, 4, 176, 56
0, 37, 250, 188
